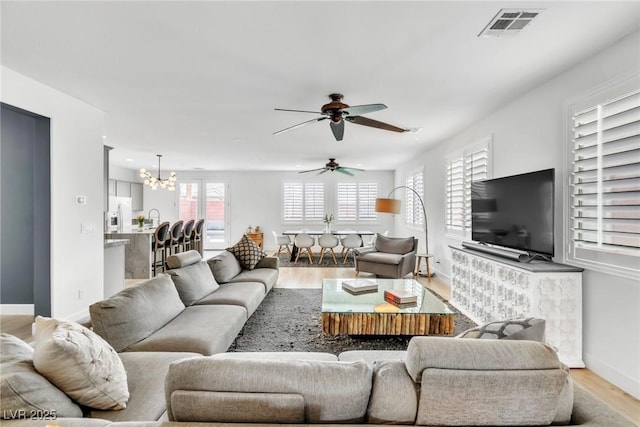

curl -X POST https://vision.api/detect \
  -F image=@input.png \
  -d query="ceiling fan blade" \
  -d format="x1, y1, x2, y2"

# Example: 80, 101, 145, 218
342, 103, 387, 116
345, 115, 408, 133
273, 117, 327, 135
275, 108, 323, 114
340, 166, 365, 172
318, 168, 330, 175
336, 167, 354, 176
299, 167, 326, 174
329, 120, 345, 141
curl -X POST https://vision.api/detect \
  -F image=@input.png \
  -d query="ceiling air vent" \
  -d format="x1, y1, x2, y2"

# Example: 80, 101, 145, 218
478, 9, 543, 37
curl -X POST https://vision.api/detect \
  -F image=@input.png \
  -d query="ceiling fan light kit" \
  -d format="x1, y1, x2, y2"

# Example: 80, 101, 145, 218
139, 154, 177, 191
299, 158, 364, 176
274, 93, 409, 141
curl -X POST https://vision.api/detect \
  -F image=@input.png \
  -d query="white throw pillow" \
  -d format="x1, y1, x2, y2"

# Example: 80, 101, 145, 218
32, 316, 129, 410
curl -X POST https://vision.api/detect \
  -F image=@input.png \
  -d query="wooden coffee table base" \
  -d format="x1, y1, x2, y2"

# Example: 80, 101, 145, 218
321, 312, 455, 336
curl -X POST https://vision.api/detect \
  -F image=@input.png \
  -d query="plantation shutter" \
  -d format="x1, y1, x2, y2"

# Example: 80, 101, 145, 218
337, 183, 357, 221
358, 183, 378, 220
571, 90, 640, 257
464, 146, 490, 231
406, 172, 424, 226
446, 158, 465, 231
283, 182, 303, 221
304, 182, 324, 220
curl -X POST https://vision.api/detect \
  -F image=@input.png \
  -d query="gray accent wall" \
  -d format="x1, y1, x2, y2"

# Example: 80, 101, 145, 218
0, 103, 51, 316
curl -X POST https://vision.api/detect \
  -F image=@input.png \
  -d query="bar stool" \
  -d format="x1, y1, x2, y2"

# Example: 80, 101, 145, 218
191, 219, 205, 254
167, 220, 184, 256
318, 233, 339, 264
152, 221, 170, 276
294, 233, 315, 264
179, 219, 195, 251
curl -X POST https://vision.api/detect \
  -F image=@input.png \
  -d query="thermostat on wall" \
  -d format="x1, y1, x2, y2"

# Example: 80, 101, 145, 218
76, 195, 87, 205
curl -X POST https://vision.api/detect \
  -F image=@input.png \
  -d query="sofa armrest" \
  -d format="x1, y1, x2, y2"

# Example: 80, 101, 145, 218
255, 256, 279, 270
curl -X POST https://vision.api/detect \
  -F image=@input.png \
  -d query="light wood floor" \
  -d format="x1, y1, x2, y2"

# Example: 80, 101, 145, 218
2, 266, 638, 424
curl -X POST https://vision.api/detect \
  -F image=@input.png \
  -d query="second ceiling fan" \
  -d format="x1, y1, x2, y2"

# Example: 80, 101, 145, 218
299, 158, 363, 176
274, 93, 408, 141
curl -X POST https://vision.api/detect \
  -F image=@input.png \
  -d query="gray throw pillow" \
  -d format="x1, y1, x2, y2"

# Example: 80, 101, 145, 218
167, 260, 220, 306
208, 251, 243, 283
1, 333, 83, 419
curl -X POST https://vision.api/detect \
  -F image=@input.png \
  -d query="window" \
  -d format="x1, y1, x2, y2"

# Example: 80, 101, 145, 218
568, 87, 639, 276
406, 170, 424, 227
337, 182, 378, 221
283, 181, 324, 222
446, 138, 491, 237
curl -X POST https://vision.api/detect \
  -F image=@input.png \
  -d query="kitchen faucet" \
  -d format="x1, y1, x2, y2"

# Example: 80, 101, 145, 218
148, 208, 160, 226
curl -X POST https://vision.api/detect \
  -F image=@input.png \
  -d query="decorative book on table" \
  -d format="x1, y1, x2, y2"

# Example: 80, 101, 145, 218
342, 279, 378, 294
383, 289, 418, 304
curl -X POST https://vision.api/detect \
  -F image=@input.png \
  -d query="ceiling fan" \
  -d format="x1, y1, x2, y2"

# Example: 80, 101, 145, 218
299, 158, 364, 176
274, 93, 408, 141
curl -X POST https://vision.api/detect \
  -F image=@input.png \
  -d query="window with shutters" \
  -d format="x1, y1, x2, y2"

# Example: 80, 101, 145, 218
282, 181, 324, 222
406, 170, 424, 227
446, 137, 492, 237
336, 182, 378, 222
568, 85, 639, 277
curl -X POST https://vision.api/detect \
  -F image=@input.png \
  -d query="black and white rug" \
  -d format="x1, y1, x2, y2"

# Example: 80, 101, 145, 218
230, 288, 477, 355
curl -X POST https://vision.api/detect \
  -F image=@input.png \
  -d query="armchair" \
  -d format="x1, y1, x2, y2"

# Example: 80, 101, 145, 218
354, 234, 417, 278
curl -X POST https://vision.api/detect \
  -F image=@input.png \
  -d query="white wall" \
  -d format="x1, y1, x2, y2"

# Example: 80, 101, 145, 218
1, 66, 105, 320
394, 32, 640, 398
116, 168, 396, 249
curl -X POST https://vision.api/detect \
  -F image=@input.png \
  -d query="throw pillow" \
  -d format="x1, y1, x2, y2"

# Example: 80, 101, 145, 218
459, 318, 545, 341
375, 234, 415, 255
1, 333, 83, 419
32, 316, 130, 410
227, 234, 267, 270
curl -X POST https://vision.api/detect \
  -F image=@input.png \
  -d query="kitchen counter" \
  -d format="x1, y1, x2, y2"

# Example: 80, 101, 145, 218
104, 238, 129, 297
105, 229, 156, 279
104, 238, 129, 248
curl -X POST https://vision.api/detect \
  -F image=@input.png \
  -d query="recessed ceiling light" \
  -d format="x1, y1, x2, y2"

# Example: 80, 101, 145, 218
102, 135, 107, 139
409, 127, 423, 133
125, 158, 133, 162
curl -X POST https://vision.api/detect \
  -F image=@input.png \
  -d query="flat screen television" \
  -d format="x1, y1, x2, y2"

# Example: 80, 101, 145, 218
471, 168, 555, 257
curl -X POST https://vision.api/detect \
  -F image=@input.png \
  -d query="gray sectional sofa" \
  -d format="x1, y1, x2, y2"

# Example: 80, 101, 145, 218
1, 249, 634, 427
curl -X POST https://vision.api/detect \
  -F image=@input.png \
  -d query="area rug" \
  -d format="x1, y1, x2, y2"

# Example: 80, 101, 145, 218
230, 288, 477, 354
276, 253, 355, 268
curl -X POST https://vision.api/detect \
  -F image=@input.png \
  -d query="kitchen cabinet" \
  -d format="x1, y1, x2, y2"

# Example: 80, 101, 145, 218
131, 182, 143, 211
116, 181, 131, 197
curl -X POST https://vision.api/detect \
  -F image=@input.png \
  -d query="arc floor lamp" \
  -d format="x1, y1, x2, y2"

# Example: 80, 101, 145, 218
375, 186, 428, 253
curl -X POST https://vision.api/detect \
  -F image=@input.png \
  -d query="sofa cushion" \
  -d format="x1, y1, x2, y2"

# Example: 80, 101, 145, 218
459, 317, 545, 341
166, 260, 220, 306
227, 234, 267, 270
213, 352, 338, 362
125, 305, 246, 356
338, 349, 406, 366
194, 282, 264, 318
375, 234, 415, 255
90, 275, 186, 352
166, 358, 372, 423
367, 360, 418, 424
32, 316, 129, 410
207, 251, 243, 283
227, 267, 279, 292
88, 351, 200, 422
356, 251, 405, 265
165, 250, 202, 269
0, 333, 83, 419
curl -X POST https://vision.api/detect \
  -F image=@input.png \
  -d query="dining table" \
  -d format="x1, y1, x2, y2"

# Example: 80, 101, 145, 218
282, 230, 375, 262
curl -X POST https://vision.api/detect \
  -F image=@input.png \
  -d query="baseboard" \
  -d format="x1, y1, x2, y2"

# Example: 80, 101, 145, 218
584, 352, 640, 399
0, 304, 34, 315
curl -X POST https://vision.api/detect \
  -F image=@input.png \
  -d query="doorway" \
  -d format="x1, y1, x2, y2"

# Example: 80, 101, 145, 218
178, 180, 229, 250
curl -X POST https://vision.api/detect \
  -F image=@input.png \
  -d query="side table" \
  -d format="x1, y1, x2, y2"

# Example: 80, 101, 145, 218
414, 253, 433, 281
246, 232, 264, 249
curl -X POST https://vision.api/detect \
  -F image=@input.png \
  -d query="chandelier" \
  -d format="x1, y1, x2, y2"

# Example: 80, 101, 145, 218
139, 154, 177, 191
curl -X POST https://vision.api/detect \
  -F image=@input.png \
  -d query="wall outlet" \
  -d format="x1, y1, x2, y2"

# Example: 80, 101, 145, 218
81, 223, 95, 234
435, 258, 441, 264
78, 290, 85, 300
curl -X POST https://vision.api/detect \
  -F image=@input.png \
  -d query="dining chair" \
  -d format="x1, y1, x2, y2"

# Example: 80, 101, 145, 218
318, 233, 339, 264
294, 233, 315, 264
340, 233, 363, 264
272, 230, 292, 257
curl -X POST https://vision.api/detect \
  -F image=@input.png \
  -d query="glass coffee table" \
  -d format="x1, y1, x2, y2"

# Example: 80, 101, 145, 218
321, 278, 455, 336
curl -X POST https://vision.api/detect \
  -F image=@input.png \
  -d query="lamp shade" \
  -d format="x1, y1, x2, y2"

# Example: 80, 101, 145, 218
375, 198, 401, 214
